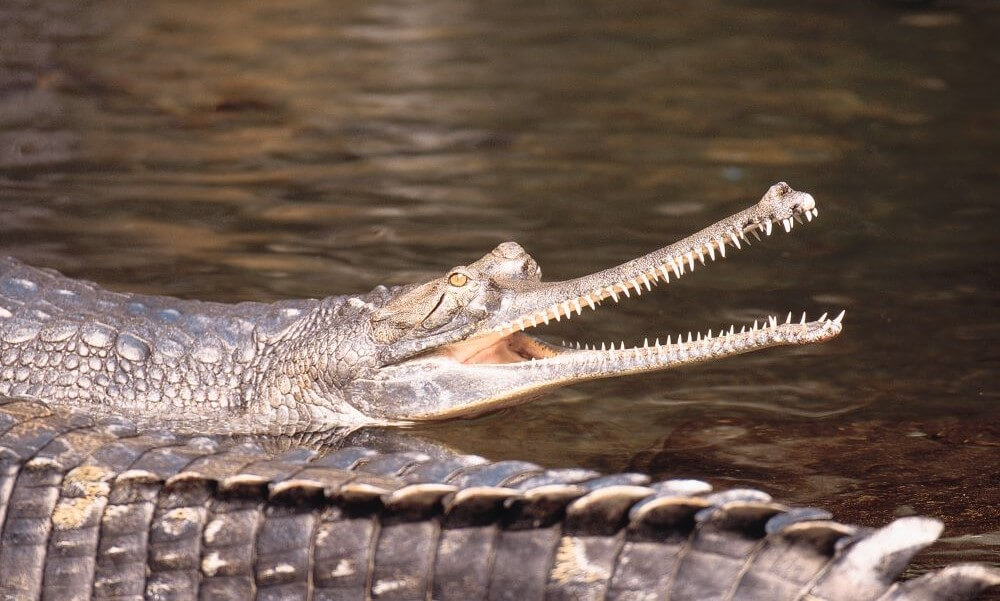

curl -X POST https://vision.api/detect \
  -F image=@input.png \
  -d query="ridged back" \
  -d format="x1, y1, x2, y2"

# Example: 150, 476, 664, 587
0, 397, 997, 600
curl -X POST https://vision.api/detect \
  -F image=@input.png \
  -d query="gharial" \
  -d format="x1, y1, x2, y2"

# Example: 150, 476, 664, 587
0, 182, 839, 432
0, 182, 997, 601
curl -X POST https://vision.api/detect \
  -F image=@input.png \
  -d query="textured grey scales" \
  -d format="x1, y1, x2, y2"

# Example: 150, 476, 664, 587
0, 398, 995, 600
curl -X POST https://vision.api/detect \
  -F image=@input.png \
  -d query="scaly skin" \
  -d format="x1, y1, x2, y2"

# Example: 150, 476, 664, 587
0, 397, 997, 601
0, 183, 839, 432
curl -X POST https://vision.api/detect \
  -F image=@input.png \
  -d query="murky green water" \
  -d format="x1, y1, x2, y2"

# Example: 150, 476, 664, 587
1, 0, 997, 580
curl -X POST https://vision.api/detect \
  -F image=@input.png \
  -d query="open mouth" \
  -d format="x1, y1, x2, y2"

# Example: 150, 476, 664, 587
433, 183, 843, 369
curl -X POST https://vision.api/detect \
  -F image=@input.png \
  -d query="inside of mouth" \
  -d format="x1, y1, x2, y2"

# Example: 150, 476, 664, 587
440, 331, 558, 364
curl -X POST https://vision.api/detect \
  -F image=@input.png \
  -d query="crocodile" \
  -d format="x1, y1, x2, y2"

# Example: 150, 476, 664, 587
0, 397, 998, 601
0, 183, 841, 433
0, 182, 997, 600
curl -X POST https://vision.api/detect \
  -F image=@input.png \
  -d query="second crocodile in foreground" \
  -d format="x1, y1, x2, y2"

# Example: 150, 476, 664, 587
0, 183, 840, 432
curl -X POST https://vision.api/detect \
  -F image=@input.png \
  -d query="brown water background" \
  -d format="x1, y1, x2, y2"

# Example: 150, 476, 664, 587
1, 0, 997, 581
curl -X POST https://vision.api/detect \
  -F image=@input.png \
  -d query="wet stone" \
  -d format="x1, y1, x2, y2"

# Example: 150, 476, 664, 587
116, 333, 151, 363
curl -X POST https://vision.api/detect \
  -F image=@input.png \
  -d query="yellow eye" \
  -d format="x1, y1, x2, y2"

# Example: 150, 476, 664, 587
448, 272, 469, 287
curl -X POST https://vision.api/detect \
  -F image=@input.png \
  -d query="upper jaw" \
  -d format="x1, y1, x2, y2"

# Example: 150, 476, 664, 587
477, 182, 819, 338
420, 182, 820, 358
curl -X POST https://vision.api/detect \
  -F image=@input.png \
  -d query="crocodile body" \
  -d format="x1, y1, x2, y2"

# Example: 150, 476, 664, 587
0, 184, 997, 599
0, 184, 841, 432
0, 397, 997, 601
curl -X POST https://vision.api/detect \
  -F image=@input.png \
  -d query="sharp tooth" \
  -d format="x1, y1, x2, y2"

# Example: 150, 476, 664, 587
640, 273, 651, 291
812, 208, 819, 217
800, 312, 806, 325
715, 237, 726, 258
687, 332, 693, 343
572, 300, 583, 315
740, 325, 746, 333
620, 284, 631, 298
696, 332, 702, 341
561, 301, 571, 318
707, 245, 715, 261
658, 265, 671, 282
542, 313, 550, 325
631, 279, 643, 295
620, 340, 625, 350
667, 335, 672, 345
834, 309, 846, 323
730, 231, 742, 249
751, 229, 762, 241
729, 325, 735, 335
607, 286, 619, 302
794, 214, 803, 224
553, 308, 561, 322
753, 320, 759, 330
585, 295, 597, 310
686, 252, 695, 270
517, 319, 526, 331
696, 249, 705, 264
643, 338, 649, 348
769, 315, 778, 328
601, 342, 606, 351
707, 329, 712, 339
654, 338, 660, 347
818, 312, 828, 321
530, 315, 539, 327
669, 258, 681, 277
575, 342, 580, 349
805, 211, 813, 222
786, 312, 792, 324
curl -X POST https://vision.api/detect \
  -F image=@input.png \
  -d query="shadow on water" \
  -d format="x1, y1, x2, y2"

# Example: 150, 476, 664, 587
1, 0, 997, 581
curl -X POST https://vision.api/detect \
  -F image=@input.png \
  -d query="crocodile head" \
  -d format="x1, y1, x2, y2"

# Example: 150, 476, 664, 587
346, 183, 843, 422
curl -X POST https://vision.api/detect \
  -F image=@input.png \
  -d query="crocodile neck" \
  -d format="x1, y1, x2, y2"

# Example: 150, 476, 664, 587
0, 259, 393, 430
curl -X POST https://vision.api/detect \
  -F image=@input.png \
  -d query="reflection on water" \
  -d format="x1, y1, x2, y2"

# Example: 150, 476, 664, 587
1, 0, 997, 578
